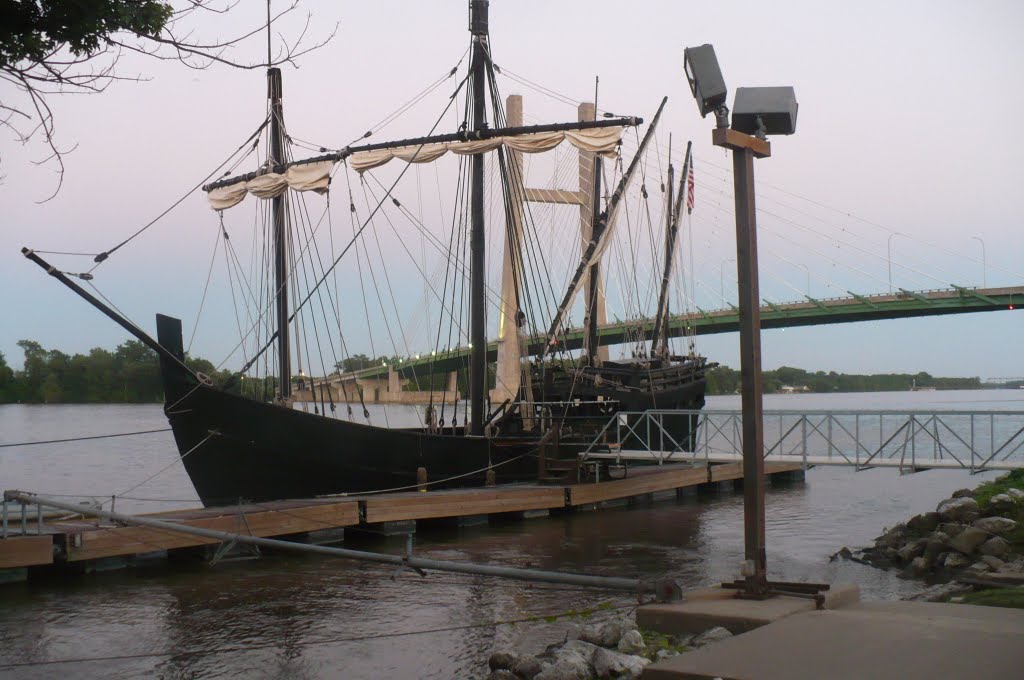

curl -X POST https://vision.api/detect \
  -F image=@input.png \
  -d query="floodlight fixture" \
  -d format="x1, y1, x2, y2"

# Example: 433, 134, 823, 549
731, 87, 798, 138
683, 44, 729, 127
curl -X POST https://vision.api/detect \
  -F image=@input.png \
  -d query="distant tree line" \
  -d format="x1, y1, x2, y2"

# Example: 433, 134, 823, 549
0, 341, 987, 404
0, 339, 234, 404
706, 365, 982, 395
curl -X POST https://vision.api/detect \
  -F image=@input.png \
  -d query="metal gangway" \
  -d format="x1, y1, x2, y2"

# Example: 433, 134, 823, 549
581, 409, 1024, 473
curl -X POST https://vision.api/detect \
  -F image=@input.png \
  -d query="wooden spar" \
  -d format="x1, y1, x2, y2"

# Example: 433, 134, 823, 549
651, 141, 692, 356
268, 67, 291, 400
543, 96, 669, 357
20, 249, 196, 377
202, 116, 642, 193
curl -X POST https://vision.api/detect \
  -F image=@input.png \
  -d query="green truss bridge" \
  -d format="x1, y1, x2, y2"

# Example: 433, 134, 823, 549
350, 284, 1022, 380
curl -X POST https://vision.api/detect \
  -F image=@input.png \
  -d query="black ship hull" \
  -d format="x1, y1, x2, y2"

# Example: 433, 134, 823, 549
157, 315, 711, 507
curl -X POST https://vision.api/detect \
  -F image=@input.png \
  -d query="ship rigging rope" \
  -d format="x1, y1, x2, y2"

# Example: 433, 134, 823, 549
698, 156, 1024, 281
0, 603, 634, 671
109, 433, 214, 504
186, 218, 224, 353
218, 77, 470, 385
0, 428, 171, 449
87, 117, 270, 272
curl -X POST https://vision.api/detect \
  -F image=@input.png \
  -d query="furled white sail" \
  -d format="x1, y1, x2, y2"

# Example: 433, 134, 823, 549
206, 128, 622, 210
206, 160, 334, 211
349, 127, 622, 173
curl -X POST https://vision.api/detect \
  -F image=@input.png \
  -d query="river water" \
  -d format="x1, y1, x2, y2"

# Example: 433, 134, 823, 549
1, 390, 1022, 678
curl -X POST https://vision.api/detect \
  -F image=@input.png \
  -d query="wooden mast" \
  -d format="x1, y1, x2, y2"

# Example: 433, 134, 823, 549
582, 100, 604, 367
651, 141, 691, 357
268, 67, 291, 400
468, 0, 489, 435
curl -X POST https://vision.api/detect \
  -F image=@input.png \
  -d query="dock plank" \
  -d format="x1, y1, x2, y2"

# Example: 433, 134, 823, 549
365, 487, 564, 523
65, 500, 359, 561
569, 466, 709, 506
0, 535, 53, 568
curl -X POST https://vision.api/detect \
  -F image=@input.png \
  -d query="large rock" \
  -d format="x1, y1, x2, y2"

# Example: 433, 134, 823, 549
987, 493, 1018, 514
965, 560, 993, 575
943, 552, 971, 569
923, 534, 949, 563
949, 526, 989, 555
940, 522, 965, 539
616, 630, 645, 654
951, 488, 975, 499
592, 647, 649, 679
936, 497, 980, 521
512, 657, 545, 680
489, 650, 519, 672
1006, 488, 1024, 500
908, 556, 930, 576
896, 540, 926, 562
980, 555, 1006, 571
578, 618, 635, 648
487, 671, 519, 680
972, 516, 1018, 535
907, 512, 941, 534
902, 582, 972, 602
536, 641, 597, 680
980, 536, 1009, 557
874, 523, 909, 549
691, 627, 733, 647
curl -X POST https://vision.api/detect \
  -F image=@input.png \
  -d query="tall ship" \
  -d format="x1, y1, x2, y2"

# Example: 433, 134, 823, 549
24, 2, 715, 507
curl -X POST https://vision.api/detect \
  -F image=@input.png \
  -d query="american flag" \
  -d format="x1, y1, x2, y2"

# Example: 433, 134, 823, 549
686, 157, 695, 214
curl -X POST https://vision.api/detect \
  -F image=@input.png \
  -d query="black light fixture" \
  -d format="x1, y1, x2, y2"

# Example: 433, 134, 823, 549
732, 86, 798, 138
683, 44, 729, 127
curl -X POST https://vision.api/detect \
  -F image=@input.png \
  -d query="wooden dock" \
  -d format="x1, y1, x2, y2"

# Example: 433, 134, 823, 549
0, 461, 802, 579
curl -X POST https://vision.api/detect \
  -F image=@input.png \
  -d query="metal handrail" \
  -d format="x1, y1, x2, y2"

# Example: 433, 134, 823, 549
579, 409, 1024, 473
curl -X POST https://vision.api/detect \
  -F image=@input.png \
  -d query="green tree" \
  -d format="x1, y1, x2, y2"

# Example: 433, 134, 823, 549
0, 351, 14, 402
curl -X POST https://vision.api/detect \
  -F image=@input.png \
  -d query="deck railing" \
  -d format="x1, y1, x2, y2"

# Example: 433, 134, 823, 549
581, 409, 1024, 473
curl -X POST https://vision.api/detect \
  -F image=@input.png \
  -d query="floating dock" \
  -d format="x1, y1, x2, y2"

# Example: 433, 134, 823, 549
1, 461, 802, 580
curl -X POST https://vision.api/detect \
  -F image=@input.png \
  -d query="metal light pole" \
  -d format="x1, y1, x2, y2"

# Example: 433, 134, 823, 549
971, 236, 986, 288
685, 44, 825, 603
713, 126, 771, 596
887, 233, 900, 293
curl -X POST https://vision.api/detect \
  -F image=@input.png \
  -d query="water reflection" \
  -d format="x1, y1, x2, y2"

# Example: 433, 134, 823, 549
0, 396, 1014, 678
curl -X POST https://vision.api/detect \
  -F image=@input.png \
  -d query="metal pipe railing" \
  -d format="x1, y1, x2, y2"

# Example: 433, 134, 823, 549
578, 409, 1024, 472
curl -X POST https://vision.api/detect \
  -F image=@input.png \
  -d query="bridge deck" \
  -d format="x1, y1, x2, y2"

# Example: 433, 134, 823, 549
340, 285, 1023, 379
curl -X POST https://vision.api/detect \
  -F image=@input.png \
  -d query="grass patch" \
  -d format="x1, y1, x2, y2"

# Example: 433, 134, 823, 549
959, 588, 1024, 609
973, 470, 1024, 509
638, 628, 690, 660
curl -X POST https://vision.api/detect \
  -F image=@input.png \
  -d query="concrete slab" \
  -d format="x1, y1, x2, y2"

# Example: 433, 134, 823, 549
637, 584, 859, 635
642, 601, 1024, 680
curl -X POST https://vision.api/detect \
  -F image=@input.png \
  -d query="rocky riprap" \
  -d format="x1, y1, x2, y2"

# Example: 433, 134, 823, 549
845, 483, 1024, 588
483, 615, 733, 680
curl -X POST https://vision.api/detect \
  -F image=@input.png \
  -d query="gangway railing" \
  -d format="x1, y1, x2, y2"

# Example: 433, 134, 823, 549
581, 409, 1024, 473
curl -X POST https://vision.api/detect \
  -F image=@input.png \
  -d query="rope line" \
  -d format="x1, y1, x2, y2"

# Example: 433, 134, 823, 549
0, 428, 172, 449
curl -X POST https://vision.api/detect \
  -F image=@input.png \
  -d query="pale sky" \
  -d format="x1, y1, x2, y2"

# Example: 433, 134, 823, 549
2, 0, 1022, 379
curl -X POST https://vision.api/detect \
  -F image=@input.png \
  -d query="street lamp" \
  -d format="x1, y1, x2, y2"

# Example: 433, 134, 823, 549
685, 43, 807, 601
971, 236, 986, 288
887, 233, 901, 293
